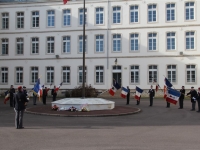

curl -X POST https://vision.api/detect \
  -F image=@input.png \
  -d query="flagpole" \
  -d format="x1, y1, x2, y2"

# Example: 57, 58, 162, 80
82, 0, 86, 99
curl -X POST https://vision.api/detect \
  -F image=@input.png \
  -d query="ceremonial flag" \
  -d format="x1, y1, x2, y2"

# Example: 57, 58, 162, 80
33, 78, 40, 96
164, 85, 167, 99
54, 82, 63, 93
165, 77, 173, 88
108, 81, 121, 96
166, 88, 181, 105
135, 86, 143, 101
63, 0, 68, 4
121, 87, 128, 98
38, 84, 44, 98
4, 91, 10, 104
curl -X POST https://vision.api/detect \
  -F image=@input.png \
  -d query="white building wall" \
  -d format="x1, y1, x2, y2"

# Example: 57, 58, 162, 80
0, 0, 200, 91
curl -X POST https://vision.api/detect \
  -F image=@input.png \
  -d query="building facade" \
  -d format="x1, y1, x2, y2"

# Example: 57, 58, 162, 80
0, 0, 199, 92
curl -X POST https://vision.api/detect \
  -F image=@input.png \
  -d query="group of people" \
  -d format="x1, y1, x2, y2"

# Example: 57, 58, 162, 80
126, 85, 200, 112
6, 85, 59, 129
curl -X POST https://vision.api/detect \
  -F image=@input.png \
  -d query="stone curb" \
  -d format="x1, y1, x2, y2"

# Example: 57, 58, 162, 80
25, 108, 141, 117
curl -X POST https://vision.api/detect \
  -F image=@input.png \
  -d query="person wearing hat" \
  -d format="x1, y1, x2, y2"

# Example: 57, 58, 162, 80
148, 85, 155, 106
187, 87, 198, 111
196, 87, 200, 112
13, 86, 28, 129
179, 86, 185, 109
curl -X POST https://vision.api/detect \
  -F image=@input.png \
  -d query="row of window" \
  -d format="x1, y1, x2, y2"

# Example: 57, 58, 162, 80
0, 31, 196, 55
0, 65, 197, 85
1, 2, 196, 29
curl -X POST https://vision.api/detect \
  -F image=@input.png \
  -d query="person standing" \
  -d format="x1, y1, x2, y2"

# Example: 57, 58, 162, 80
32, 92, 37, 105
126, 86, 130, 105
187, 87, 198, 111
179, 86, 185, 109
9, 85, 15, 107
43, 87, 49, 105
13, 86, 28, 129
51, 86, 57, 101
148, 85, 155, 106
136, 96, 141, 105
196, 88, 200, 112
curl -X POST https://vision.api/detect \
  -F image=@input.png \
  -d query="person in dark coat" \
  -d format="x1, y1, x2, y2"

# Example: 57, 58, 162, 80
126, 86, 130, 105
148, 85, 155, 106
13, 86, 28, 129
43, 87, 49, 105
196, 87, 200, 112
179, 86, 185, 109
187, 87, 198, 111
9, 85, 15, 107
51, 86, 57, 101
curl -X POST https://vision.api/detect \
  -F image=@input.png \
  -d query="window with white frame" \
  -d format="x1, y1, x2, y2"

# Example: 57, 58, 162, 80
31, 37, 39, 54
47, 10, 55, 27
148, 65, 157, 83
16, 38, 23, 55
2, 13, 9, 29
96, 66, 104, 83
148, 4, 157, 22
113, 6, 121, 24
130, 33, 139, 51
31, 67, 38, 84
167, 32, 176, 50
63, 9, 71, 26
78, 66, 87, 83
113, 34, 121, 52
79, 35, 87, 53
47, 37, 54, 54
63, 36, 70, 53
46, 67, 54, 83
148, 33, 157, 51
166, 3, 175, 21
186, 32, 195, 50
1, 67, 8, 83
186, 65, 196, 83
16, 67, 23, 84
167, 65, 176, 83
79, 8, 87, 25
130, 65, 139, 83
130, 5, 139, 23
62, 66, 70, 83
1, 38, 8, 55
32, 11, 39, 28
185, 2, 195, 20
96, 7, 104, 25
96, 35, 104, 52
17, 12, 24, 29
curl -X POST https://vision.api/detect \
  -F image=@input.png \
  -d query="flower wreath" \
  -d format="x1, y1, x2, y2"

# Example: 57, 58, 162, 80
68, 106, 78, 112
52, 105, 59, 111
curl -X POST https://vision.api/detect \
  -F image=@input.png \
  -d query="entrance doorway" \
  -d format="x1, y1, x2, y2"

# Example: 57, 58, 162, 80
112, 65, 122, 86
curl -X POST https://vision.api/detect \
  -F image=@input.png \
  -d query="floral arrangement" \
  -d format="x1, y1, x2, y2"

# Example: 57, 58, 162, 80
68, 106, 78, 112
80, 104, 90, 112
52, 105, 59, 111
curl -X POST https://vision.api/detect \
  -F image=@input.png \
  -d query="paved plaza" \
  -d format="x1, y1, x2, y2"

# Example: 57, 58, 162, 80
0, 97, 200, 150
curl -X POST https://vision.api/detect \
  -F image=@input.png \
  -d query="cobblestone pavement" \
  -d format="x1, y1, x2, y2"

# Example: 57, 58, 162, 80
0, 97, 200, 150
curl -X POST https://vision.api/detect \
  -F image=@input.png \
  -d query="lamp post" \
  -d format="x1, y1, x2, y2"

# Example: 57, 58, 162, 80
82, 0, 86, 98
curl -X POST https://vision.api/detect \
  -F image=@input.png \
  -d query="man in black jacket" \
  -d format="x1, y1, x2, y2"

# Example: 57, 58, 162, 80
126, 86, 130, 105
196, 87, 200, 112
51, 86, 57, 101
179, 86, 185, 109
9, 85, 15, 107
148, 85, 155, 106
13, 86, 28, 129
187, 87, 198, 111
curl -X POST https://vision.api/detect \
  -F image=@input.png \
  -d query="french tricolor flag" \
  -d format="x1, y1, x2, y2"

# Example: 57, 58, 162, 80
54, 82, 63, 93
108, 81, 121, 96
166, 88, 181, 105
135, 86, 143, 101
121, 87, 128, 98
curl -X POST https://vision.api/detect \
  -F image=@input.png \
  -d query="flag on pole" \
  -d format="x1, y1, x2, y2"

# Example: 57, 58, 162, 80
165, 77, 173, 88
63, 0, 68, 4
166, 88, 181, 105
54, 82, 63, 93
108, 81, 121, 96
33, 78, 40, 96
121, 87, 128, 98
135, 86, 143, 101
4, 91, 10, 104
164, 85, 167, 99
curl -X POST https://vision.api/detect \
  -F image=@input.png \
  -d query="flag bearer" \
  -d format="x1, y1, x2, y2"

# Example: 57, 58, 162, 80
187, 87, 198, 111
126, 86, 130, 105
179, 86, 185, 109
51, 86, 57, 101
196, 88, 200, 112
